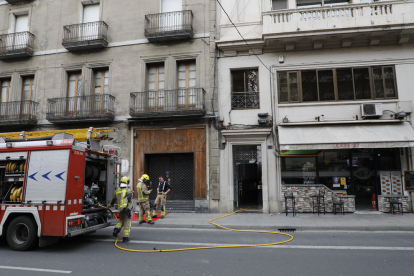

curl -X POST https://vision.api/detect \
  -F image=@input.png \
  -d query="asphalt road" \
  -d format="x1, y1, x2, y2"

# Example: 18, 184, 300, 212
1, 227, 414, 276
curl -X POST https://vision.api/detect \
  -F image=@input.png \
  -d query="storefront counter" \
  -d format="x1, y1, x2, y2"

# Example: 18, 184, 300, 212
378, 195, 411, 213
282, 184, 355, 213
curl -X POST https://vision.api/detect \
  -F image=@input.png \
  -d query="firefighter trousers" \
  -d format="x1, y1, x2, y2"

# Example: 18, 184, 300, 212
115, 210, 131, 237
152, 194, 166, 216
138, 201, 152, 221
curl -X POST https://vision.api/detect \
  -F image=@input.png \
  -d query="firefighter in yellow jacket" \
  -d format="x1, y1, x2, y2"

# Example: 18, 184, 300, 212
108, 176, 133, 243
136, 174, 155, 224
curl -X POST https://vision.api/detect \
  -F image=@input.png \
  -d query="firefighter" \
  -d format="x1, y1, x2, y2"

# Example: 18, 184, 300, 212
152, 176, 172, 219
108, 176, 133, 243
136, 174, 155, 225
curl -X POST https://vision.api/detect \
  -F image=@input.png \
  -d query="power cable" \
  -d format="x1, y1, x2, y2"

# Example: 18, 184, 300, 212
216, 0, 271, 73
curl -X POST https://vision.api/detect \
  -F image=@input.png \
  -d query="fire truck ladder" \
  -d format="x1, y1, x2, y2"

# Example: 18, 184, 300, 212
0, 127, 123, 156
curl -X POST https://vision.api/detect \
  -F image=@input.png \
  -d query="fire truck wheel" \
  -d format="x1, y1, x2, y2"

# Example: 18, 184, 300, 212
6, 216, 38, 251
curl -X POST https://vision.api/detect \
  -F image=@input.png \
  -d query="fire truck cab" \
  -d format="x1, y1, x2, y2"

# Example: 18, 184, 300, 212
0, 128, 120, 251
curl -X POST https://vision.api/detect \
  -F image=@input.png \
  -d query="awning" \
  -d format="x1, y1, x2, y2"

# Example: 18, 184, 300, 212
278, 122, 414, 150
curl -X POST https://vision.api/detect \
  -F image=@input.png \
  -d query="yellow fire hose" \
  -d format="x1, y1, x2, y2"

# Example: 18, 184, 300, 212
107, 206, 294, 253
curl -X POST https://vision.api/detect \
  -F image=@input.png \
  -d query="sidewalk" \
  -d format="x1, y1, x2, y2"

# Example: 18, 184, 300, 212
132, 212, 414, 231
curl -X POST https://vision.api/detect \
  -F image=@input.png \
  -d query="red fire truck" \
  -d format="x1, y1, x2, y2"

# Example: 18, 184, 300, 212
0, 128, 121, 251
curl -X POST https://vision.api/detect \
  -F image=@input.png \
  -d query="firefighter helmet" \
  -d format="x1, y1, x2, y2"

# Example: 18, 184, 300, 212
141, 174, 150, 181
120, 176, 130, 187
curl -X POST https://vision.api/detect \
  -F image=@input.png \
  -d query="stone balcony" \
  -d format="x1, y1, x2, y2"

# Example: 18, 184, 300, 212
262, 1, 414, 50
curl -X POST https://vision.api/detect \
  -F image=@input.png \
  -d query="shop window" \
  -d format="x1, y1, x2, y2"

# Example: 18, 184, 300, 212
278, 65, 397, 103
281, 157, 317, 184
231, 69, 259, 109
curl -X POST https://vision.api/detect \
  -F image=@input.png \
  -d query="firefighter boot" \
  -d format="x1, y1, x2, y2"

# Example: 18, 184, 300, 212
139, 220, 146, 225
113, 228, 120, 237
123, 237, 130, 243
147, 220, 155, 224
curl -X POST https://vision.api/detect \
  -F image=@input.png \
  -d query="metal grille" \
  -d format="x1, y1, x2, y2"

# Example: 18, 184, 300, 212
62, 21, 108, 44
130, 88, 206, 118
46, 94, 115, 122
234, 150, 258, 160
146, 153, 194, 200
0, 31, 35, 55
145, 10, 193, 36
231, 92, 260, 109
0, 101, 38, 125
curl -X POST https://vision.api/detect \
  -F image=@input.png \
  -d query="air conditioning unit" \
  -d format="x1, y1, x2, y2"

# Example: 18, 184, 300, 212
361, 103, 382, 119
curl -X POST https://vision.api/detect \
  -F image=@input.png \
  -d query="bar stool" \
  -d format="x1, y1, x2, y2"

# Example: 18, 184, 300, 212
284, 192, 296, 216
311, 189, 325, 215
333, 196, 345, 215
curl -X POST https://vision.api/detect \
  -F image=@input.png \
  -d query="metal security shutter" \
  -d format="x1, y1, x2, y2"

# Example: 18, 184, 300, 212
146, 153, 194, 200
25, 150, 70, 204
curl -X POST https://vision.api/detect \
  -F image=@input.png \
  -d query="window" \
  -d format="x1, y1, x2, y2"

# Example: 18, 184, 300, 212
14, 14, 29, 33
231, 69, 259, 109
67, 71, 82, 112
93, 68, 109, 95
177, 60, 196, 106
272, 0, 287, 10
22, 76, 34, 101
93, 68, 109, 111
1, 79, 11, 103
146, 63, 165, 108
1, 79, 11, 116
82, 4, 100, 39
278, 66, 397, 103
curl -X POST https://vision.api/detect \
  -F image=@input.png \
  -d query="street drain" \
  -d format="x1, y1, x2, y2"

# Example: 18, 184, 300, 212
278, 228, 296, 232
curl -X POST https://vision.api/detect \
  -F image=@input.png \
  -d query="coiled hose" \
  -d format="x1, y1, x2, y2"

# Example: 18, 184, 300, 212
107, 206, 294, 253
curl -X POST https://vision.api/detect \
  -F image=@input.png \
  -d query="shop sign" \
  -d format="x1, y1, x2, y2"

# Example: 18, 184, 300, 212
340, 177, 346, 185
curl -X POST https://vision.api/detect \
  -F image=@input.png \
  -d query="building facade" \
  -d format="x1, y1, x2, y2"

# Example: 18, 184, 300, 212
0, 0, 220, 212
216, 0, 414, 213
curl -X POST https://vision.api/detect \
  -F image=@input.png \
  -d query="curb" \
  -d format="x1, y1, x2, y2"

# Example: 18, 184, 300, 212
131, 222, 414, 232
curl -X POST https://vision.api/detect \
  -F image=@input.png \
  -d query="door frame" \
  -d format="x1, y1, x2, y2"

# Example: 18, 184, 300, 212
221, 129, 272, 213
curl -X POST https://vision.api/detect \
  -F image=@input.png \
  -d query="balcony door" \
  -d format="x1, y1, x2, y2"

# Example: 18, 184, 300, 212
147, 63, 165, 111
93, 68, 109, 114
177, 60, 196, 109
82, 4, 100, 40
0, 79, 11, 116
67, 72, 82, 115
8, 14, 29, 51
21, 76, 34, 118
161, 0, 182, 31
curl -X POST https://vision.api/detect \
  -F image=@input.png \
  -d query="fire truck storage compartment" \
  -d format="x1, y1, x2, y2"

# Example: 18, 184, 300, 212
25, 150, 70, 204
0, 152, 28, 204
83, 158, 109, 211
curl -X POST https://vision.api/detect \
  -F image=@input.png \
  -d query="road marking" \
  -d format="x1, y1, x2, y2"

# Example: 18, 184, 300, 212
0, 266, 72, 274
86, 239, 414, 251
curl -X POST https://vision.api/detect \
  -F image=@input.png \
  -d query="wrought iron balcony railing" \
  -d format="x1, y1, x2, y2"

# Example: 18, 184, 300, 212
0, 31, 35, 59
46, 94, 115, 123
145, 10, 194, 42
231, 92, 260, 110
62, 21, 108, 51
0, 101, 38, 125
130, 88, 206, 118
